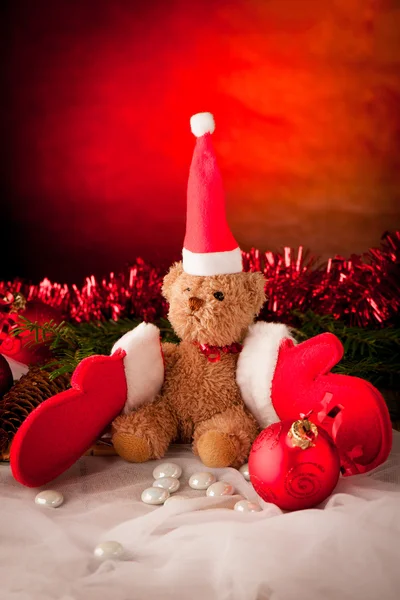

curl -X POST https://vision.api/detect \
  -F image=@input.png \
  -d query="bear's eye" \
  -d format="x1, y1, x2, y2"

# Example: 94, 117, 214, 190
185, 287, 191, 292
213, 291, 224, 301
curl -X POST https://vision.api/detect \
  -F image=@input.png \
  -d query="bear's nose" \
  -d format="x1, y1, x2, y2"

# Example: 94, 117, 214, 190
188, 297, 204, 312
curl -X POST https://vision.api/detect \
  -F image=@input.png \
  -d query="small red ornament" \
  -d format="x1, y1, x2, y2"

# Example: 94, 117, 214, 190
0, 354, 13, 398
0, 293, 62, 365
249, 417, 341, 511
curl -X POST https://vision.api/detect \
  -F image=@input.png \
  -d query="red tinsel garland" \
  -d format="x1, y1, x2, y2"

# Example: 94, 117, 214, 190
1, 232, 399, 328
245, 231, 400, 328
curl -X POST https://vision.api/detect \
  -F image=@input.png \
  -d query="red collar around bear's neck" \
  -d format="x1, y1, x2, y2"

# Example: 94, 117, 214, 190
194, 342, 243, 363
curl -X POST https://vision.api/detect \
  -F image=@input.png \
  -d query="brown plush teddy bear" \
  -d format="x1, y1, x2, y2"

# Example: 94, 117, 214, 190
108, 111, 295, 469
109, 112, 280, 468
109, 112, 294, 469
111, 262, 266, 468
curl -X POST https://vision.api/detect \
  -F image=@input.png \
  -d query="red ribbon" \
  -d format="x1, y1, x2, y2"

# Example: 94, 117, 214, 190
305, 393, 366, 476
195, 342, 243, 363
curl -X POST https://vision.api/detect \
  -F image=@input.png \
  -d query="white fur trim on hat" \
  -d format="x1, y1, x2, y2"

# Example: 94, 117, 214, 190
182, 246, 243, 276
237, 322, 296, 428
190, 112, 215, 137
111, 322, 164, 414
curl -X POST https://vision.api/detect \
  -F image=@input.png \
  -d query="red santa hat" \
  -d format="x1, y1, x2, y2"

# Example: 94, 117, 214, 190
182, 112, 243, 276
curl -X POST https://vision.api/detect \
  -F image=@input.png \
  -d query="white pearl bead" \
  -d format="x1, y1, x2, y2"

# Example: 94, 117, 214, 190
206, 481, 235, 497
141, 487, 170, 505
163, 495, 188, 506
34, 490, 64, 508
152, 462, 182, 479
234, 500, 262, 513
239, 463, 250, 481
94, 541, 124, 560
153, 477, 180, 493
189, 472, 216, 490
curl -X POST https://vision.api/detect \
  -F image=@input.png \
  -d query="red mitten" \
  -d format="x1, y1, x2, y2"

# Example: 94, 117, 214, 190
10, 350, 127, 487
271, 333, 392, 475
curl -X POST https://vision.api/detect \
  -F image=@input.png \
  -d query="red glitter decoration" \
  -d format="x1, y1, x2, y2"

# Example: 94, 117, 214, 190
0, 232, 399, 328
0, 258, 166, 325
244, 231, 400, 328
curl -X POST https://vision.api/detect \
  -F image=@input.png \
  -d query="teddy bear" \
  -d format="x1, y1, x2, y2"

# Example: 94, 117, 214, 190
9, 112, 392, 488
111, 262, 266, 468
110, 111, 280, 468
108, 111, 295, 468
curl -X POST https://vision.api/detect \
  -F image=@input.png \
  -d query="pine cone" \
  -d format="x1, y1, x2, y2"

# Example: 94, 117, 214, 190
0, 367, 70, 456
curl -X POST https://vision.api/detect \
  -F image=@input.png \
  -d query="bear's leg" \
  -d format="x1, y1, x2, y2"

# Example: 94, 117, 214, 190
112, 396, 177, 463
193, 405, 260, 469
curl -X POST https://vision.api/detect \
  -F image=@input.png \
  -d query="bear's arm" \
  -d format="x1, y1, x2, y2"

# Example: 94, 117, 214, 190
161, 342, 180, 368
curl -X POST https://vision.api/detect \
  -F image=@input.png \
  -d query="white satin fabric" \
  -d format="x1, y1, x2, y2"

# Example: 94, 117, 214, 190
1, 434, 400, 600
2, 354, 29, 381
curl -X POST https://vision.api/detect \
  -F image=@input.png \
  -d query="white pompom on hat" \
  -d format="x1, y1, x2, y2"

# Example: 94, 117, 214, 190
190, 112, 216, 137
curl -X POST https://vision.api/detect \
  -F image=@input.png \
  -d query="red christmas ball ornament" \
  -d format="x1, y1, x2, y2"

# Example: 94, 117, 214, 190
249, 417, 341, 511
0, 293, 62, 365
0, 354, 13, 398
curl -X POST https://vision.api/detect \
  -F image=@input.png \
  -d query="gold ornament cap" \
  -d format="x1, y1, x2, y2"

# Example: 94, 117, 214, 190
11, 292, 27, 312
1, 292, 26, 313
288, 418, 318, 450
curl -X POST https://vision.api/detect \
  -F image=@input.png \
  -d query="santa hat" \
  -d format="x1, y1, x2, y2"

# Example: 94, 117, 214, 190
182, 112, 243, 276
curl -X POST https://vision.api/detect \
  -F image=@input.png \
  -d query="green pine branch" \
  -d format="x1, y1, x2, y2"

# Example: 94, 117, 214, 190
292, 311, 400, 388
292, 310, 400, 360
11, 311, 400, 389
12, 316, 178, 379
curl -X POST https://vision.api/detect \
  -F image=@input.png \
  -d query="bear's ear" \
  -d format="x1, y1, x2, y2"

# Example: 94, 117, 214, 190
162, 261, 184, 301
245, 271, 267, 316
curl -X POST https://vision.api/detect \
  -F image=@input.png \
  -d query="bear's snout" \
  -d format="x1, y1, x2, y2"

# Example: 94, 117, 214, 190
188, 297, 204, 312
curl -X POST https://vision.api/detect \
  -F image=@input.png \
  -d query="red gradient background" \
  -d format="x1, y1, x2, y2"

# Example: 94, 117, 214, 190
3, 0, 400, 282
